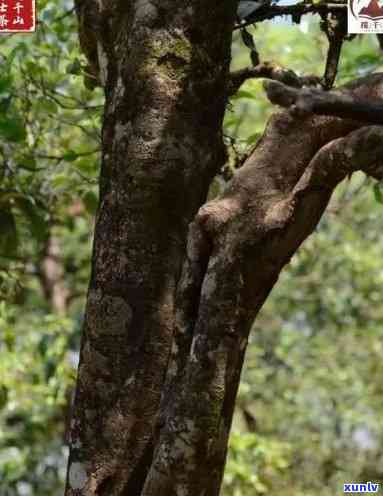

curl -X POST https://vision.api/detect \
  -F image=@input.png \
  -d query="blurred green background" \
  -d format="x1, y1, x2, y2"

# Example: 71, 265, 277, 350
1, 2, 383, 495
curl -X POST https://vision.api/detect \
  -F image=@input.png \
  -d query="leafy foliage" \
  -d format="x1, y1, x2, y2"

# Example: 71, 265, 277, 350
0, 2, 100, 492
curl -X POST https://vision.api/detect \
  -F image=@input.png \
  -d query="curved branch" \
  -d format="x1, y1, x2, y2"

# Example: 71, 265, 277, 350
142, 73, 383, 496
264, 78, 383, 124
229, 62, 320, 96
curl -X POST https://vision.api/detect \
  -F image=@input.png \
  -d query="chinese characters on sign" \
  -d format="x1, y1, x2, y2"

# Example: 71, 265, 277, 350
348, 0, 383, 33
0, 0, 35, 33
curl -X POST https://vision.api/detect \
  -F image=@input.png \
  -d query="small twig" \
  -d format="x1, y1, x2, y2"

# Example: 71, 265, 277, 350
34, 149, 99, 162
228, 62, 320, 96
43, 91, 102, 111
320, 12, 348, 89
240, 28, 260, 67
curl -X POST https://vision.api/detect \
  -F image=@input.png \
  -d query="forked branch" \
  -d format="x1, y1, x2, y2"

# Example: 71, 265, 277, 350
142, 74, 383, 496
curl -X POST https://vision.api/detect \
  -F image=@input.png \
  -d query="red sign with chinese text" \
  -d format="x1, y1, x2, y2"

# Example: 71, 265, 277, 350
0, 0, 35, 33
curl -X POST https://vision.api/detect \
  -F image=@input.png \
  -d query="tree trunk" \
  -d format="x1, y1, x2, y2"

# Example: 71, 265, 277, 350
66, 1, 383, 494
66, 1, 237, 494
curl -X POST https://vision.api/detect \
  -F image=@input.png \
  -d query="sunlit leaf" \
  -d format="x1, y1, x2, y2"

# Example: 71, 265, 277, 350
82, 191, 98, 215
373, 182, 383, 204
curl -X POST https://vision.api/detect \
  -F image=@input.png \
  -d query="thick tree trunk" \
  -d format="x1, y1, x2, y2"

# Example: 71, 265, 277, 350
66, 1, 237, 494
66, 1, 383, 494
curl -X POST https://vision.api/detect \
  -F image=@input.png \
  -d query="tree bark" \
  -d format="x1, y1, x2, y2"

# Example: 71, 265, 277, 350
66, 1, 237, 494
140, 74, 383, 496
265, 77, 383, 123
66, 1, 383, 494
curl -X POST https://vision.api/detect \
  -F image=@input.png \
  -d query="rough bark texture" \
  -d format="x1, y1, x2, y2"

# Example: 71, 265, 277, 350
228, 62, 321, 97
265, 78, 383, 124
66, 1, 383, 494
140, 74, 383, 496
66, 1, 237, 495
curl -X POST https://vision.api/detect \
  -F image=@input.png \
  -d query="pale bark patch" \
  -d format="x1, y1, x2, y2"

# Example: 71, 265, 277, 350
134, 0, 158, 23
175, 486, 189, 496
114, 121, 133, 143
167, 341, 179, 378
189, 335, 200, 363
201, 272, 216, 299
68, 462, 87, 490
264, 198, 294, 228
97, 42, 108, 86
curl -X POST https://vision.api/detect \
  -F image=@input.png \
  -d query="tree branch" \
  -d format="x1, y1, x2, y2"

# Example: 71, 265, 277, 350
320, 12, 348, 89
142, 73, 383, 496
228, 62, 320, 96
234, 1, 348, 30
264, 79, 383, 124
295, 126, 383, 197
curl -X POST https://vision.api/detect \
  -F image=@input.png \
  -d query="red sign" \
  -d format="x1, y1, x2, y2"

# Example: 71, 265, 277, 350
0, 0, 35, 33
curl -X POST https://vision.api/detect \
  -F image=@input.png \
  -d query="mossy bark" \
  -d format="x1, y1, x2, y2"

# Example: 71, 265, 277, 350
66, 1, 237, 495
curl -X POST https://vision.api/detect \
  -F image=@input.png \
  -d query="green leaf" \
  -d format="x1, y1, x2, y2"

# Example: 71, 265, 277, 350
18, 155, 37, 171
25, 60, 41, 76
373, 182, 383, 204
0, 209, 18, 255
39, 99, 59, 115
75, 158, 96, 175
5, 43, 27, 69
0, 76, 12, 95
0, 116, 26, 143
52, 174, 69, 188
38, 335, 50, 357
14, 197, 48, 243
62, 150, 78, 162
3, 328, 15, 351
82, 191, 98, 215
247, 132, 261, 145
234, 90, 257, 100
66, 58, 82, 75
0, 385, 9, 410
